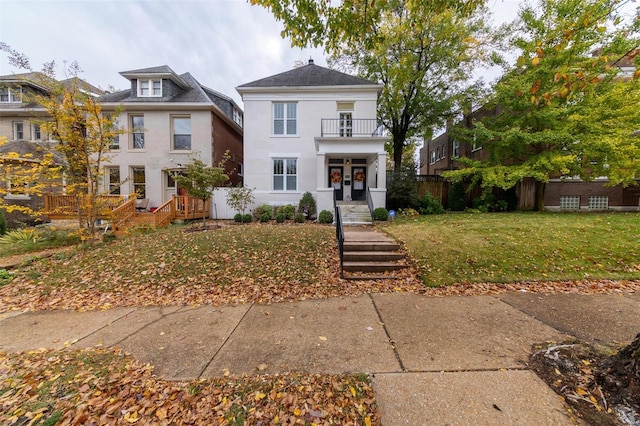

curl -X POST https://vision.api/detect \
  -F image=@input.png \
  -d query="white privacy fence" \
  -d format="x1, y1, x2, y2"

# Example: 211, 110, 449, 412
210, 187, 239, 220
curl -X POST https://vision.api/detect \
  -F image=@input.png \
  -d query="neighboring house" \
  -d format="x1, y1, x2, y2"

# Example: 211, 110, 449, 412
0, 72, 89, 227
420, 109, 640, 211
236, 59, 388, 214
99, 66, 244, 212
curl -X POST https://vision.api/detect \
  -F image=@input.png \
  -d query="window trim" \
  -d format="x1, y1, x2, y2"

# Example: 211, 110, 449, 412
0, 87, 22, 103
137, 79, 162, 97
31, 123, 41, 141
130, 166, 146, 199
13, 121, 24, 141
105, 166, 121, 195
129, 114, 145, 150
430, 150, 436, 165
272, 102, 297, 136
171, 115, 192, 151
272, 157, 298, 191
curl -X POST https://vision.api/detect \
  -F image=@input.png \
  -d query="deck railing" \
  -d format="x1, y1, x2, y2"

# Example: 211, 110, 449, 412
174, 195, 210, 220
111, 198, 136, 230
153, 198, 176, 227
44, 194, 124, 217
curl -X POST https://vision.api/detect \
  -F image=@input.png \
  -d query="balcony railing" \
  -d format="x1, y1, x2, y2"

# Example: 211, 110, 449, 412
321, 119, 384, 137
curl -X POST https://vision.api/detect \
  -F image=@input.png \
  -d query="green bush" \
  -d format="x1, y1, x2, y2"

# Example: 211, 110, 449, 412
0, 210, 6, 235
241, 214, 252, 223
233, 213, 243, 223
276, 213, 286, 223
277, 204, 295, 220
259, 212, 271, 223
253, 204, 273, 221
0, 229, 41, 245
373, 207, 389, 221
294, 213, 305, 223
416, 193, 445, 215
447, 181, 467, 211
318, 210, 333, 224
297, 192, 317, 219
0, 269, 13, 287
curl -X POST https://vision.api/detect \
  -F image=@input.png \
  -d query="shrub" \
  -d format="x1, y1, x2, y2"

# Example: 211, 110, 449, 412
398, 208, 420, 217
416, 193, 445, 215
234, 213, 243, 223
447, 181, 467, 211
294, 213, 305, 223
297, 192, 317, 219
253, 204, 273, 221
277, 204, 295, 220
226, 186, 255, 216
259, 211, 271, 223
318, 210, 333, 224
276, 213, 286, 223
241, 214, 252, 223
0, 229, 41, 245
0, 210, 6, 235
373, 207, 389, 221
386, 162, 419, 210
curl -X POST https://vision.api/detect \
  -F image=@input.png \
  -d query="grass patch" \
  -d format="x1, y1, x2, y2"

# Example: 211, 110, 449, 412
382, 212, 640, 286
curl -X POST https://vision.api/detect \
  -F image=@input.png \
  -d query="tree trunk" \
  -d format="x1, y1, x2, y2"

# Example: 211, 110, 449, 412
535, 181, 546, 212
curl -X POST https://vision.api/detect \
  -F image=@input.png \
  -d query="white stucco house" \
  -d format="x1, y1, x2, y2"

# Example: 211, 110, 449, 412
236, 59, 388, 214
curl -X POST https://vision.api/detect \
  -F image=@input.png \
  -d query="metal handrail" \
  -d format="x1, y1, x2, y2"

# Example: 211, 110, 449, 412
335, 205, 344, 279
321, 118, 382, 137
366, 186, 374, 221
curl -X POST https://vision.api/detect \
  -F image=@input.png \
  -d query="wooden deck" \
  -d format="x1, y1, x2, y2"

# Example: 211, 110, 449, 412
44, 195, 210, 233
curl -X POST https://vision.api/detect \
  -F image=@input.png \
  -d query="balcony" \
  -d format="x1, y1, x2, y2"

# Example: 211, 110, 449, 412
321, 119, 384, 137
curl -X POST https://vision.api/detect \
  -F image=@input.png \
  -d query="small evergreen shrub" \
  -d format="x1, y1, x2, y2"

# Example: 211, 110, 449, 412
447, 181, 467, 211
318, 210, 333, 224
233, 213, 243, 223
276, 212, 286, 223
297, 192, 317, 219
253, 204, 273, 221
0, 210, 6, 235
416, 193, 445, 215
277, 204, 295, 220
259, 211, 271, 223
294, 213, 305, 223
373, 207, 389, 221
241, 214, 252, 223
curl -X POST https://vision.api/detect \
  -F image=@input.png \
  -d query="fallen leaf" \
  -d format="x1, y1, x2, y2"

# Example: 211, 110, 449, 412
319, 336, 327, 341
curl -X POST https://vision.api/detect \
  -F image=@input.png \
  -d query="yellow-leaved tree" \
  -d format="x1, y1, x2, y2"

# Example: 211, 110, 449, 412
1, 43, 124, 241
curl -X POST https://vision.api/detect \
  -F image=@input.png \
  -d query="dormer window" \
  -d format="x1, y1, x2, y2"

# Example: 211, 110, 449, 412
0, 87, 22, 103
138, 79, 162, 97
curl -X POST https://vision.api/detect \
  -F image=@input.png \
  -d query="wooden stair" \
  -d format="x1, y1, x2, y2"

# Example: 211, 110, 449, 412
341, 227, 407, 278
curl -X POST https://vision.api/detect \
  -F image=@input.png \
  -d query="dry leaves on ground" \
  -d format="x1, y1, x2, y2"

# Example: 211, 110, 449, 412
0, 348, 379, 425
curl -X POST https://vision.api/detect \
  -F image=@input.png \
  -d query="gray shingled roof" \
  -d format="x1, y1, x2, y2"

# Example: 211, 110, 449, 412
238, 61, 377, 88
120, 65, 177, 75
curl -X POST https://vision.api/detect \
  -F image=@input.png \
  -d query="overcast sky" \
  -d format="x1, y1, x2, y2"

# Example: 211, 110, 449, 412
0, 0, 523, 106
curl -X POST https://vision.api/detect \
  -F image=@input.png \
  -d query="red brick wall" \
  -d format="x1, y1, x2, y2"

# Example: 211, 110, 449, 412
544, 180, 640, 209
211, 112, 243, 186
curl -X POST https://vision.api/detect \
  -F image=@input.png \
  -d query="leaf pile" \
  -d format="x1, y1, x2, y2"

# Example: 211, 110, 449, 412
0, 224, 423, 312
530, 341, 640, 426
0, 348, 379, 425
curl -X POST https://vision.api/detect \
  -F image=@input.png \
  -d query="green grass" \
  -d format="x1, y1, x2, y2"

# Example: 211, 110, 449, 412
382, 212, 640, 286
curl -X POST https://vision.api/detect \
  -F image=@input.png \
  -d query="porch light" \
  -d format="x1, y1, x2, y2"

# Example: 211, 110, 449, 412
346, 159, 351, 165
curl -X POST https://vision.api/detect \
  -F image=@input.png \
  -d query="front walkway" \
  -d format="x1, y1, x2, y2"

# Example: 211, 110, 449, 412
2, 292, 639, 424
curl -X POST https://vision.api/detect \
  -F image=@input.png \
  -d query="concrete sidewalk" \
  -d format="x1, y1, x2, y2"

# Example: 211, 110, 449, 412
2, 292, 639, 425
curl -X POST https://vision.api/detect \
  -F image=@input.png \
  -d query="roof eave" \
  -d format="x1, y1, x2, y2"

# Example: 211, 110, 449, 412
236, 84, 383, 95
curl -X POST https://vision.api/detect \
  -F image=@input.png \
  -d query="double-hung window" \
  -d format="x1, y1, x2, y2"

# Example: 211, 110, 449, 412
32, 123, 41, 141
131, 167, 146, 198
105, 166, 121, 195
172, 116, 191, 150
273, 158, 297, 191
130, 115, 144, 149
0, 87, 22, 103
13, 122, 23, 140
273, 102, 297, 135
138, 79, 162, 97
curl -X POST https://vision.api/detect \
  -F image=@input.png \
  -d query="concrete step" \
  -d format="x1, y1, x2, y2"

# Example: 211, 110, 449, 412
343, 251, 404, 262
343, 241, 401, 252
343, 261, 408, 273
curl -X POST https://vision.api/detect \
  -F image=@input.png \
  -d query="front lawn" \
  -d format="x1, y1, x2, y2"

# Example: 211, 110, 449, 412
383, 212, 640, 286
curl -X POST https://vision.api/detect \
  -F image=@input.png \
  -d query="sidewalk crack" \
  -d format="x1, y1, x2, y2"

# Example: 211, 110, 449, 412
368, 294, 406, 372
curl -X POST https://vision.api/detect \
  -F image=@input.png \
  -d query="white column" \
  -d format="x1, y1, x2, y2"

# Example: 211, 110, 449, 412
316, 152, 326, 189
377, 151, 387, 189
